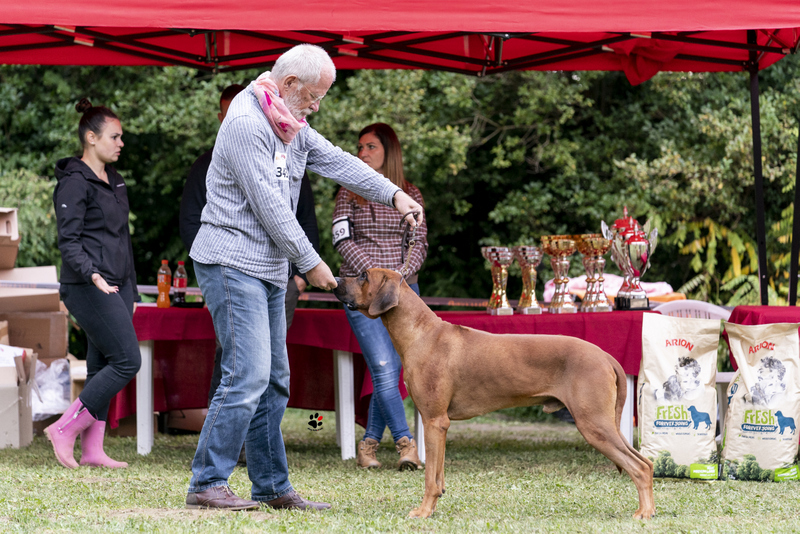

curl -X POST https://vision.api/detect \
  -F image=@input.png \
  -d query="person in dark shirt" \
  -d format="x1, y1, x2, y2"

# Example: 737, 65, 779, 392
47, 98, 140, 469
179, 84, 320, 405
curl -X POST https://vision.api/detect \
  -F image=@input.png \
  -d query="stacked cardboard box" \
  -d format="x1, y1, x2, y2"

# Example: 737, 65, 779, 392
0, 208, 20, 270
0, 343, 38, 448
0, 246, 66, 366
0, 208, 71, 443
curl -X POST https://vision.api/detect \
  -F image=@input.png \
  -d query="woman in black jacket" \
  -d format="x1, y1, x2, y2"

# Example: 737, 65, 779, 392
45, 99, 140, 469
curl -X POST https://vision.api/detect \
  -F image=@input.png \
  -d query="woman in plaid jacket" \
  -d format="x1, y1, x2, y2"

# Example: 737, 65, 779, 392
333, 123, 428, 470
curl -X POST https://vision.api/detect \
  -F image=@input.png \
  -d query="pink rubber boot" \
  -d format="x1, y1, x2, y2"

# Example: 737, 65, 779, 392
80, 420, 128, 468
44, 398, 96, 468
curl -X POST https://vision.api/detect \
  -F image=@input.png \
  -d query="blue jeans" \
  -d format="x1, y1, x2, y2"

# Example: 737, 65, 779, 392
188, 263, 293, 502
345, 283, 419, 443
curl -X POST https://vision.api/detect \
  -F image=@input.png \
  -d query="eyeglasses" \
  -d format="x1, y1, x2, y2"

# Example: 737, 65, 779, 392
302, 84, 325, 104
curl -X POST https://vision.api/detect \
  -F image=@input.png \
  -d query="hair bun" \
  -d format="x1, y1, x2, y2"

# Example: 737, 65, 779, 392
75, 98, 92, 114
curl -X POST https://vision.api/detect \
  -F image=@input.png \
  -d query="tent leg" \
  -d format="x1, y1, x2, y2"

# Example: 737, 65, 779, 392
748, 31, 769, 306
790, 124, 800, 306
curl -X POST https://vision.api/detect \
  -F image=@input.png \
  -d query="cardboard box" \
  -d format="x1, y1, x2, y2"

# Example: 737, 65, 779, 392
0, 208, 19, 270
0, 266, 60, 313
167, 408, 208, 433
0, 310, 68, 359
0, 345, 37, 448
67, 354, 86, 403
107, 414, 158, 438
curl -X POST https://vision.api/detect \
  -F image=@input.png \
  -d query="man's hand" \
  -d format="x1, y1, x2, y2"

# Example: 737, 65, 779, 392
393, 190, 424, 228
293, 275, 308, 294
92, 273, 119, 294
306, 261, 337, 291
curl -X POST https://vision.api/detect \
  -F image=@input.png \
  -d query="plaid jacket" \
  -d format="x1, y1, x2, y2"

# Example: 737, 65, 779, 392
333, 183, 428, 282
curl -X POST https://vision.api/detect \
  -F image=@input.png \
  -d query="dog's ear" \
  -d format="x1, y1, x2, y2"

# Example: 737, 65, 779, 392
367, 269, 401, 317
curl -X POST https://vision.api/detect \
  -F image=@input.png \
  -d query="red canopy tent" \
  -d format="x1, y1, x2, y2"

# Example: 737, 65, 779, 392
1, 1, 799, 83
3, 0, 800, 301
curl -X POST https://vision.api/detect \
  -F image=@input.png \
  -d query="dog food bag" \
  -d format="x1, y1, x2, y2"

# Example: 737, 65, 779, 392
721, 322, 800, 482
638, 313, 721, 479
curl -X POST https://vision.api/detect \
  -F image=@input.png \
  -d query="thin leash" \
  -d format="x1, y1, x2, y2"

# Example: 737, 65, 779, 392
398, 210, 421, 280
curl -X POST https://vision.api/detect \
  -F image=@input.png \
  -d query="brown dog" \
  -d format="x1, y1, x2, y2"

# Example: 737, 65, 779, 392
333, 268, 655, 519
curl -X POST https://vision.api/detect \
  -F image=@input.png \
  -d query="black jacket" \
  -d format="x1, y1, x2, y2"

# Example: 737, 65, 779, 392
179, 149, 321, 283
54, 157, 138, 294
178, 148, 212, 253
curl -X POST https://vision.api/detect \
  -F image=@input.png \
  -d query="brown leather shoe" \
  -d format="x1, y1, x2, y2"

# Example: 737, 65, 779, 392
357, 438, 381, 469
186, 486, 259, 510
265, 490, 331, 511
395, 436, 422, 471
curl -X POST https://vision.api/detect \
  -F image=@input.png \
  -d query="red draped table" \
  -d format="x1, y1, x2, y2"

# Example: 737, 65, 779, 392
124, 304, 647, 457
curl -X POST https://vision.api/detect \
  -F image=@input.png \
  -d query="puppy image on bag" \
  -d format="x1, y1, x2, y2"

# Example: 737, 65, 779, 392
653, 356, 703, 402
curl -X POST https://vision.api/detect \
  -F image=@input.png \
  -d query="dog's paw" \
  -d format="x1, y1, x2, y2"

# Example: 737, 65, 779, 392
408, 507, 432, 519
632, 508, 655, 520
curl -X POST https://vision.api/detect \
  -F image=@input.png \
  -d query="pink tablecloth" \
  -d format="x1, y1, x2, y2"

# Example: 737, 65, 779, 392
109, 306, 647, 428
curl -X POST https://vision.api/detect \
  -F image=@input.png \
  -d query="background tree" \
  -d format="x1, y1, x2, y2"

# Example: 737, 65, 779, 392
1, 55, 799, 307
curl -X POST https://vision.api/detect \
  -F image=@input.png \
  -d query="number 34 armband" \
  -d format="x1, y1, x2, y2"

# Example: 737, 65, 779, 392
332, 216, 353, 247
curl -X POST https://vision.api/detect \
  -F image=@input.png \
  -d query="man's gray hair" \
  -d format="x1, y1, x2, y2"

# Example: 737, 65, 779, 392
270, 44, 336, 85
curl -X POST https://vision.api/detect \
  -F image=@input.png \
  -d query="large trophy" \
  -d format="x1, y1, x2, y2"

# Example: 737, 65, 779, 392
512, 246, 543, 315
574, 234, 613, 312
540, 235, 577, 314
601, 208, 658, 311
481, 246, 514, 315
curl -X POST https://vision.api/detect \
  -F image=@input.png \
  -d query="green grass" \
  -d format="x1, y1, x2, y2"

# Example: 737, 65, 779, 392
1, 409, 798, 533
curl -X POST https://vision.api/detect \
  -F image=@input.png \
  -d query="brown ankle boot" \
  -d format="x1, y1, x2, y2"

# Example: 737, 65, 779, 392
395, 436, 421, 471
357, 438, 381, 469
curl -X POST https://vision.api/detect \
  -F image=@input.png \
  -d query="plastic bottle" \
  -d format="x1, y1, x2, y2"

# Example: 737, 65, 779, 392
157, 259, 172, 309
172, 261, 188, 305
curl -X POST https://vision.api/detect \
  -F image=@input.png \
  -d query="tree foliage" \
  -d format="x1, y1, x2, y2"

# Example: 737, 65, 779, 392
1, 55, 799, 306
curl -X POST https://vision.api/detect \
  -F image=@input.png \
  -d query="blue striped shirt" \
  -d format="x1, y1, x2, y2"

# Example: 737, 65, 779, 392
190, 83, 400, 288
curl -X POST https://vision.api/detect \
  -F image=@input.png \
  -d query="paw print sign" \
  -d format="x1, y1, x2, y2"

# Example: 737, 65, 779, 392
308, 413, 323, 431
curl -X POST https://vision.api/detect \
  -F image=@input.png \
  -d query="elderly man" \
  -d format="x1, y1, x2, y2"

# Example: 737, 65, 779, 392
185, 44, 423, 512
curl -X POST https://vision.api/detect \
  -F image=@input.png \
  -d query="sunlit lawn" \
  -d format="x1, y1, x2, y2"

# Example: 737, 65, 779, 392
1, 407, 798, 533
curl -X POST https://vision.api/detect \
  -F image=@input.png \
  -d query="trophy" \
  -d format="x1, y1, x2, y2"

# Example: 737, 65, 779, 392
601, 208, 658, 311
512, 246, 543, 315
574, 234, 613, 312
540, 235, 577, 314
481, 246, 514, 315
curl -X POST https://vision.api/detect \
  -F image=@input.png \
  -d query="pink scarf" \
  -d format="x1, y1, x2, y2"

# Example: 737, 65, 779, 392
253, 72, 306, 144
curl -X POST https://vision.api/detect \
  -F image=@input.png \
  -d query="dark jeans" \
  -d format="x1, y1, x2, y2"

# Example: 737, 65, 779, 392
207, 276, 301, 405
61, 281, 141, 421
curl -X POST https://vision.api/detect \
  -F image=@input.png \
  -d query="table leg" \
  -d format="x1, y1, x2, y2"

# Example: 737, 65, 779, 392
621, 375, 635, 446
136, 340, 154, 455
333, 350, 355, 460
716, 371, 735, 434
413, 405, 425, 464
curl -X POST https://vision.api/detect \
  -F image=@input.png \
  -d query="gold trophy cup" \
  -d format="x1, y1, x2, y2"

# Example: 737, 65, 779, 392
512, 246, 543, 315
575, 234, 613, 312
540, 236, 578, 314
481, 246, 514, 315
